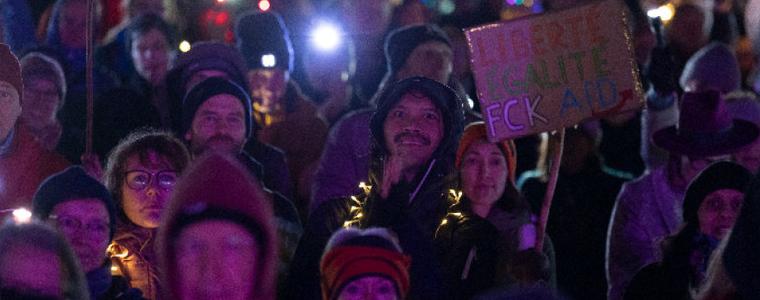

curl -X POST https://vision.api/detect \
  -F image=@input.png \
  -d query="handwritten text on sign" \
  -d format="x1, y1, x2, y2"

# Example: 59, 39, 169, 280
466, 0, 644, 141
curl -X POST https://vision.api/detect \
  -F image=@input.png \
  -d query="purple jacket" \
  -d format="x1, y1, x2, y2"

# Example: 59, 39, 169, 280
309, 108, 373, 211
606, 166, 684, 300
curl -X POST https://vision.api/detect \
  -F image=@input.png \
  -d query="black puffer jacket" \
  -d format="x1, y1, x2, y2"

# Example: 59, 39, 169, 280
285, 77, 464, 299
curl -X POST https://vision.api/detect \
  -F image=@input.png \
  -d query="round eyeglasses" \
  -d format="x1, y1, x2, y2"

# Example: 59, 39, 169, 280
125, 170, 178, 191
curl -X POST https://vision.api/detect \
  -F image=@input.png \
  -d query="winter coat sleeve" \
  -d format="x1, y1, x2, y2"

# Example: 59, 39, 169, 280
362, 187, 447, 299
434, 214, 501, 299
283, 197, 349, 300
310, 111, 371, 212
640, 90, 678, 169
607, 184, 657, 300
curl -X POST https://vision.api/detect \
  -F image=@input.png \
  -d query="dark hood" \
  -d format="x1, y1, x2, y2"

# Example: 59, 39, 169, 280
367, 76, 465, 188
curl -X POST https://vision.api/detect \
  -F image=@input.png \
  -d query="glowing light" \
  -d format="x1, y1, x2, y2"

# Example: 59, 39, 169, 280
258, 0, 271, 11
179, 40, 191, 52
261, 54, 276, 68
647, 3, 675, 22
438, 0, 455, 14
214, 11, 229, 25
12, 208, 32, 224
217, 0, 224, 3
311, 22, 342, 52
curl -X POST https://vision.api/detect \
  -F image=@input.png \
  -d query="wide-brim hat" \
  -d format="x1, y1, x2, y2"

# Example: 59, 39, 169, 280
652, 90, 759, 157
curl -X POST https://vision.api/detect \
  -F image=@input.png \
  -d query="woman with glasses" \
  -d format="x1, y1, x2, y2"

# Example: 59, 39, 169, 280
103, 129, 190, 300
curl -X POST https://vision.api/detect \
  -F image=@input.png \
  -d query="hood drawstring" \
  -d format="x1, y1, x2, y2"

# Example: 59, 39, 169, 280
409, 158, 436, 204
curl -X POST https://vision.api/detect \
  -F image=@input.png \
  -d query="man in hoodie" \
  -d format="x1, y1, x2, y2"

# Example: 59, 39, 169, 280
287, 76, 464, 299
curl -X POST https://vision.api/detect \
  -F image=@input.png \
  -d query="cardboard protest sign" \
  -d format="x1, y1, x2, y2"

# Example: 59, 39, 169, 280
466, 0, 645, 141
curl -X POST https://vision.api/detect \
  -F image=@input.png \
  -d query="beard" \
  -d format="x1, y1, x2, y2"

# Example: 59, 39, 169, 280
191, 134, 244, 156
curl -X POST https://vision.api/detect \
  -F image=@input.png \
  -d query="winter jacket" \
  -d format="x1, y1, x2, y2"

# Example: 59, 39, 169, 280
0, 124, 69, 208
239, 152, 303, 296
435, 198, 556, 299
607, 166, 685, 300
87, 261, 146, 300
287, 77, 464, 300
255, 82, 328, 213
521, 159, 626, 300
108, 224, 160, 300
310, 109, 373, 211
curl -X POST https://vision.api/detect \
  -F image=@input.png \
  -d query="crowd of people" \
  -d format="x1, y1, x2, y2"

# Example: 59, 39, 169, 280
1, 0, 760, 299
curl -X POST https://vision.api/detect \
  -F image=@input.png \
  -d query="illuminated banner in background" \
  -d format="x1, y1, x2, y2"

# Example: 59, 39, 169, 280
466, 0, 645, 141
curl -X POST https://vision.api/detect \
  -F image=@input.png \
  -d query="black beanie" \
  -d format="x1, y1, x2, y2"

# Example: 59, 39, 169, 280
384, 24, 452, 75
32, 166, 117, 240
235, 11, 294, 72
682, 161, 753, 225
181, 77, 253, 139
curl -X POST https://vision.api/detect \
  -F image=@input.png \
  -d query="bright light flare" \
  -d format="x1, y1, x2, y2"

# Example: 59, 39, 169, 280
311, 22, 342, 52
261, 54, 276, 68
12, 208, 32, 224
259, 0, 271, 11
179, 40, 191, 52
647, 3, 675, 22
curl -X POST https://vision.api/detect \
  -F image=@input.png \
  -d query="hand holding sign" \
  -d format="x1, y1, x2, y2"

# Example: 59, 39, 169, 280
466, 0, 644, 141
466, 0, 645, 250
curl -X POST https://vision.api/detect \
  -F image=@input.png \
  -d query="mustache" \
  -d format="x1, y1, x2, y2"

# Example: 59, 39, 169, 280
393, 132, 430, 145
208, 134, 235, 143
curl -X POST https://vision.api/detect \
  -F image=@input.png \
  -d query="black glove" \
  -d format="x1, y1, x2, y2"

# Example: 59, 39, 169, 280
645, 46, 678, 94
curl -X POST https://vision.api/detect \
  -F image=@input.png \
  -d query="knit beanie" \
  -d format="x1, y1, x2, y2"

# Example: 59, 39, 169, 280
455, 121, 518, 185
0, 43, 23, 103
320, 229, 411, 300
171, 41, 249, 91
384, 24, 451, 75
20, 52, 67, 106
682, 161, 752, 225
158, 153, 276, 300
679, 42, 740, 93
32, 166, 117, 240
235, 11, 294, 72
181, 77, 253, 139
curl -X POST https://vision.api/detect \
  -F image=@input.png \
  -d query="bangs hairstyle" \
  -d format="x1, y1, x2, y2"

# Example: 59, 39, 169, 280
104, 129, 190, 224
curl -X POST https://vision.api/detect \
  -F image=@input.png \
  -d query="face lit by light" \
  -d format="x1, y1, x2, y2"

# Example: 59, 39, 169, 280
121, 151, 176, 229
131, 28, 170, 86
176, 220, 258, 300
337, 276, 398, 300
382, 92, 444, 170
697, 188, 744, 240
49, 199, 110, 273
185, 94, 247, 156
460, 139, 508, 214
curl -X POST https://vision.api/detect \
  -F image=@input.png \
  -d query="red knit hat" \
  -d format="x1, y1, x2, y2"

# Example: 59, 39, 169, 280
320, 246, 412, 300
455, 121, 518, 184
158, 153, 277, 300
0, 44, 23, 103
